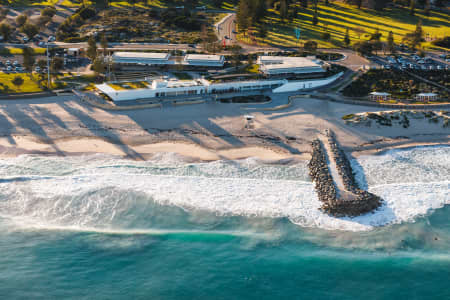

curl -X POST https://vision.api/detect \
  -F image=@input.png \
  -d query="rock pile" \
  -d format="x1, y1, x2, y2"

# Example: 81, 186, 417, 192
308, 140, 337, 209
308, 131, 382, 217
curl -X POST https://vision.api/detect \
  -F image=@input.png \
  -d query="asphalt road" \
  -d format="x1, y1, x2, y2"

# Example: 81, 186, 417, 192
216, 13, 237, 47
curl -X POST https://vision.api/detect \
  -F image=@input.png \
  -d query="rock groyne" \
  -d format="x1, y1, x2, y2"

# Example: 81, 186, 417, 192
308, 130, 382, 217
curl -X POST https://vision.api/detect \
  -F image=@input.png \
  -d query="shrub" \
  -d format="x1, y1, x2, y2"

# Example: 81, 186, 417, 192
41, 6, 56, 18
432, 36, 450, 49
342, 114, 355, 120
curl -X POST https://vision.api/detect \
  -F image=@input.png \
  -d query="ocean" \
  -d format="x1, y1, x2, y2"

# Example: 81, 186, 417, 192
0, 146, 448, 299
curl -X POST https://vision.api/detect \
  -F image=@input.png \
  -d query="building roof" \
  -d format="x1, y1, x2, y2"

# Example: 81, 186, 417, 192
417, 92, 437, 97
112, 52, 170, 60
185, 54, 224, 62
370, 92, 391, 96
257, 56, 324, 75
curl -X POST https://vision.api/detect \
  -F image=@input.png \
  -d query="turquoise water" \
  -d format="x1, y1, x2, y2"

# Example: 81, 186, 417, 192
0, 146, 449, 299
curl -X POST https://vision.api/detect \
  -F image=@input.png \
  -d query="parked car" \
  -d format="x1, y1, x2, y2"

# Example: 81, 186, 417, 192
6, 66, 12, 72
35, 66, 41, 72
13, 61, 19, 66
5, 60, 11, 65
23, 36, 28, 43
48, 36, 55, 42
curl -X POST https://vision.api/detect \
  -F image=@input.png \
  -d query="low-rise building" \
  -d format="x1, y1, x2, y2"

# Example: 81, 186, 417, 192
369, 92, 391, 101
415, 92, 438, 102
257, 56, 325, 77
112, 52, 173, 65
184, 54, 225, 67
95, 71, 344, 102
112, 52, 225, 69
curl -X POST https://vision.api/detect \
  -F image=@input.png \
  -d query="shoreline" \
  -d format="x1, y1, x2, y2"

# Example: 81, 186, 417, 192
0, 134, 448, 162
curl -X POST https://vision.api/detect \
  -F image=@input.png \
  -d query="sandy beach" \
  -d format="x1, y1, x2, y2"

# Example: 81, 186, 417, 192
0, 95, 448, 161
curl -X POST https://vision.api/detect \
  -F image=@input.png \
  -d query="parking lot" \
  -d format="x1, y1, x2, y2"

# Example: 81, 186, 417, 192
1, 50, 89, 74
369, 53, 449, 71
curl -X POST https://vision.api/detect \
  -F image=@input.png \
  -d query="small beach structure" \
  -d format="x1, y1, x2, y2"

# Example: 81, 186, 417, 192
244, 115, 255, 129
415, 92, 438, 102
369, 92, 391, 102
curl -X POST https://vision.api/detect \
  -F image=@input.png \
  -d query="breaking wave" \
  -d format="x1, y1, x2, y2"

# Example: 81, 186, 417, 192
0, 146, 448, 232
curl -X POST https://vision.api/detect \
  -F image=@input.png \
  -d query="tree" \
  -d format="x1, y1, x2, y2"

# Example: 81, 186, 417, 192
0, 23, 12, 42
37, 59, 47, 69
51, 57, 64, 72
304, 40, 318, 52
387, 31, 395, 54
344, 28, 350, 46
16, 14, 27, 27
22, 47, 35, 73
92, 57, 106, 74
424, 0, 430, 16
353, 41, 373, 56
21, 23, 39, 39
353, 26, 365, 40
321, 32, 331, 42
236, 0, 250, 34
38, 15, 52, 27
410, 0, 415, 16
258, 25, 267, 42
41, 6, 56, 18
12, 76, 24, 90
403, 19, 424, 49
86, 35, 97, 61
231, 45, 242, 68
100, 33, 108, 56
279, 0, 288, 21
312, 11, 318, 25
370, 28, 382, 41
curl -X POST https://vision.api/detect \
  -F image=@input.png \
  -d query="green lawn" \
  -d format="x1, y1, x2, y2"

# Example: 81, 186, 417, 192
0, 73, 44, 93
240, 2, 449, 49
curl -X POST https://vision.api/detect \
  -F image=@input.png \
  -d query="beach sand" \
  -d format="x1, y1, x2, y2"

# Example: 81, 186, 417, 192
0, 95, 448, 161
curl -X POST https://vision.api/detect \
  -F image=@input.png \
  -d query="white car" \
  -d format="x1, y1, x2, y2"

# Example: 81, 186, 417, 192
23, 36, 28, 42
48, 36, 55, 42
35, 66, 41, 72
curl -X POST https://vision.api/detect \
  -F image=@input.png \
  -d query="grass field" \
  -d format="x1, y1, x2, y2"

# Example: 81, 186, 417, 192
0, 73, 43, 93
239, 2, 449, 49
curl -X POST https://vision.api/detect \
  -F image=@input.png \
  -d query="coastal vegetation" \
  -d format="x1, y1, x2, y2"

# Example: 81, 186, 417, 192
342, 69, 449, 100
342, 110, 450, 129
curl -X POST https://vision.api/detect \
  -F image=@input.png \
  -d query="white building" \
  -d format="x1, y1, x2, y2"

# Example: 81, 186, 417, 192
112, 52, 225, 68
415, 92, 438, 102
257, 56, 325, 76
111, 52, 173, 65
184, 54, 225, 67
95, 72, 344, 102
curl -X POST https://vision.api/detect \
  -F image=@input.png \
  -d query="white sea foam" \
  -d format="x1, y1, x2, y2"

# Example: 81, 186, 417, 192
0, 146, 448, 232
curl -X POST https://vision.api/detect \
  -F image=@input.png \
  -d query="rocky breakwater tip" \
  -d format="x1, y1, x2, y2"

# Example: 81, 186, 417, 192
308, 130, 382, 217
